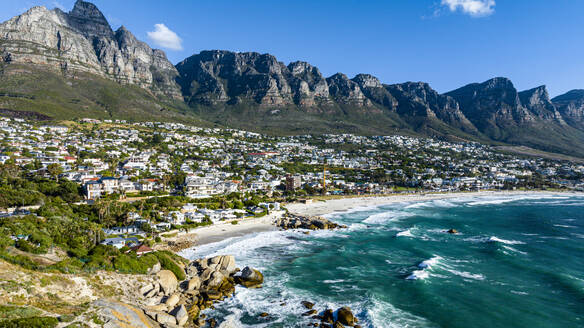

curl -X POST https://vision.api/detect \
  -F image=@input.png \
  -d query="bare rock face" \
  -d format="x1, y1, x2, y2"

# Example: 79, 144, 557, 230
386, 82, 477, 133
326, 73, 372, 107
157, 270, 178, 295
0, 0, 181, 99
519, 86, 566, 123
352, 74, 398, 110
446, 77, 535, 133
552, 89, 584, 129
93, 299, 161, 328
176, 50, 294, 107
287, 61, 331, 107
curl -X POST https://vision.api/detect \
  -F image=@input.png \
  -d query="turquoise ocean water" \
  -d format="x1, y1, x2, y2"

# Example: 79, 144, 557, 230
180, 194, 584, 327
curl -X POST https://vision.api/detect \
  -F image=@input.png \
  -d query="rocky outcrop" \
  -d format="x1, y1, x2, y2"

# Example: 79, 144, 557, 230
352, 74, 398, 110
518, 86, 565, 123
446, 77, 535, 134
0, 1, 181, 98
94, 299, 161, 328
553, 89, 584, 130
326, 73, 372, 107
141, 255, 263, 327
295, 302, 360, 328
275, 213, 347, 230
287, 61, 331, 107
176, 50, 294, 107
386, 82, 477, 133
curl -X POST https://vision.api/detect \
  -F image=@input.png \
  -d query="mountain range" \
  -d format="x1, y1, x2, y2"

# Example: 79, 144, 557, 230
1, 1, 584, 157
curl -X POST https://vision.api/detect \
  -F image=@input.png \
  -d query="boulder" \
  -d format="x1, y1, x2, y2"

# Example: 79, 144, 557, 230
302, 301, 315, 309
140, 283, 154, 295
187, 276, 201, 291
202, 290, 223, 301
157, 270, 178, 295
200, 268, 214, 281
333, 322, 345, 328
165, 294, 180, 308
303, 310, 317, 316
236, 266, 263, 288
93, 299, 160, 328
156, 312, 177, 325
206, 271, 225, 289
209, 256, 222, 265
188, 304, 200, 320
148, 262, 162, 275
146, 304, 168, 312
218, 255, 236, 274
173, 305, 189, 326
447, 228, 459, 234
322, 309, 334, 323
337, 307, 355, 326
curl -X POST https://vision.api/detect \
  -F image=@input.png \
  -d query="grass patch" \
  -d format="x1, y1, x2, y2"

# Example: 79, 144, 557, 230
0, 305, 42, 320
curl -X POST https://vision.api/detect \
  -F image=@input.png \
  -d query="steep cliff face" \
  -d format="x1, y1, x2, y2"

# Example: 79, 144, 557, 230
286, 61, 331, 107
352, 74, 397, 110
386, 82, 477, 133
326, 73, 372, 107
0, 0, 181, 99
552, 90, 584, 130
176, 50, 294, 107
446, 77, 535, 136
518, 86, 565, 123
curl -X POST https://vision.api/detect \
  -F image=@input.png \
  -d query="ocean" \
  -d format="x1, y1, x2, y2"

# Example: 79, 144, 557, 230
180, 194, 584, 328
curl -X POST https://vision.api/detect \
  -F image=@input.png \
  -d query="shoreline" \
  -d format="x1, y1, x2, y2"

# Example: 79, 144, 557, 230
167, 190, 581, 249
159, 211, 281, 249
285, 190, 580, 217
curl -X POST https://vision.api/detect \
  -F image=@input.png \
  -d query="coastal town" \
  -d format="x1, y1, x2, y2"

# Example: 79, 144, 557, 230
2, 116, 584, 215
0, 116, 583, 327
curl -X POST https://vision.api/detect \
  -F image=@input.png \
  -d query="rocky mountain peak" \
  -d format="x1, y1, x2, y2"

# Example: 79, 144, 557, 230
326, 73, 371, 106
67, 0, 113, 39
552, 89, 584, 129
352, 74, 382, 88
518, 85, 564, 123
0, 1, 181, 99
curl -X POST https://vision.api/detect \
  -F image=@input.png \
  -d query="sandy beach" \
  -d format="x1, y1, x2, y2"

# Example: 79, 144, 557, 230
160, 211, 281, 249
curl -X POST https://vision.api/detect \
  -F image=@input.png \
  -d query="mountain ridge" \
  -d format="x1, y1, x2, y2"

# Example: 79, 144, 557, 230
1, 1, 584, 157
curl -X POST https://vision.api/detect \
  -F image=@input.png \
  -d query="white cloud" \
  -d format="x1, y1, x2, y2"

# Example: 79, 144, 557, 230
147, 23, 183, 51
441, 0, 495, 17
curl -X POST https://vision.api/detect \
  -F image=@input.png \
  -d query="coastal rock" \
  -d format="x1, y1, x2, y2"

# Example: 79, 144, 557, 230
302, 301, 315, 309
337, 307, 355, 326
322, 309, 334, 324
156, 311, 177, 325
157, 270, 178, 295
236, 266, 264, 288
165, 294, 180, 308
276, 214, 346, 231
172, 305, 189, 326
303, 309, 317, 316
206, 271, 226, 289
93, 299, 160, 328
187, 276, 201, 291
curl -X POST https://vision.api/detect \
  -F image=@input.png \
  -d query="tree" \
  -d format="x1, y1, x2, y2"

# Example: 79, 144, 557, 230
47, 163, 63, 182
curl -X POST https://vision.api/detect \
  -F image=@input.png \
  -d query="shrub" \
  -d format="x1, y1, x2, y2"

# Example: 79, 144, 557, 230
0, 316, 59, 328
154, 252, 185, 280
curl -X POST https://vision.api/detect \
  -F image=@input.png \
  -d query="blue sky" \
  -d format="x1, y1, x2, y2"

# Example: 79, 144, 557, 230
1, 0, 583, 97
